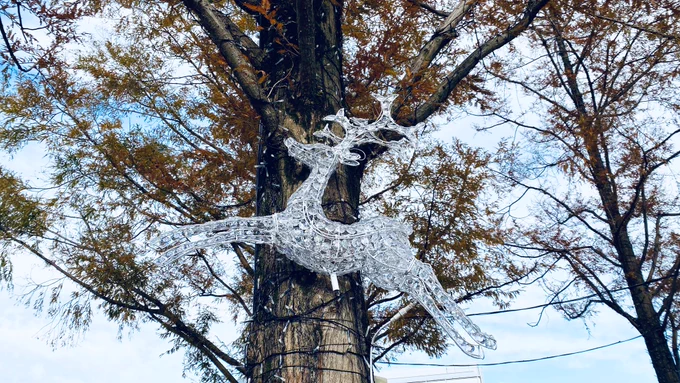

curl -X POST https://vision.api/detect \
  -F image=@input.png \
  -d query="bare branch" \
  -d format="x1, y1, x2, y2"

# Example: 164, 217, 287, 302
395, 0, 476, 113
0, 16, 31, 72
406, 0, 449, 17
198, 253, 253, 317
498, 173, 615, 244
657, 258, 680, 318
408, 0, 550, 124
577, 7, 680, 41
373, 317, 428, 362
232, 243, 255, 277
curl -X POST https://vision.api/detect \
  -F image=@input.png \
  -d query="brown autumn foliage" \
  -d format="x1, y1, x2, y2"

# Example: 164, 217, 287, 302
0, 1, 548, 382
483, 1, 680, 382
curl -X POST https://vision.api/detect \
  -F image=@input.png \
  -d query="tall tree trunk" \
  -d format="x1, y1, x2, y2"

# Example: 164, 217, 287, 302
245, 1, 370, 382
587, 143, 680, 383
640, 318, 680, 383
617, 232, 680, 383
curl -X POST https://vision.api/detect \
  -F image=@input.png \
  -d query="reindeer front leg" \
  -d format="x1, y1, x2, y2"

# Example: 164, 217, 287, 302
409, 260, 497, 355
365, 251, 496, 359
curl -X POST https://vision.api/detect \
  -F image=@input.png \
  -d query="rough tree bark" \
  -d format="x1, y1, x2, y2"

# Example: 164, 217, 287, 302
244, 1, 369, 382
180, 1, 368, 380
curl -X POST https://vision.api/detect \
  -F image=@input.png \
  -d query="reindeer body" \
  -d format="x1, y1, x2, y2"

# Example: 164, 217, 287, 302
151, 96, 497, 358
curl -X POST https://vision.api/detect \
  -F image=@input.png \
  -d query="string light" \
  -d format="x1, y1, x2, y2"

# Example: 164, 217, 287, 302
149, 95, 496, 359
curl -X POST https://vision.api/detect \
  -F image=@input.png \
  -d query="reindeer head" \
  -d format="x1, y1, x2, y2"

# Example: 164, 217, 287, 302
284, 138, 363, 168
285, 94, 422, 169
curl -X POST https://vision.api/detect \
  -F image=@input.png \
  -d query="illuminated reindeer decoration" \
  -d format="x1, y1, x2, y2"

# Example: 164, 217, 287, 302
150, 95, 497, 358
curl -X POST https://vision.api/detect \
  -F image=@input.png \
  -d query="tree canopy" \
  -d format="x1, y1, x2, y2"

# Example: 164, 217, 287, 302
483, 1, 680, 382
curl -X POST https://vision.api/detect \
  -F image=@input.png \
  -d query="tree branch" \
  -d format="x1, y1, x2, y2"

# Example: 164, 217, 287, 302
406, 0, 449, 17
214, 8, 265, 68
408, 0, 550, 124
499, 174, 614, 244
197, 253, 253, 316
181, 0, 278, 129
395, 0, 475, 114
6, 234, 160, 314
133, 288, 246, 373
151, 313, 242, 383
558, 254, 637, 325
232, 243, 255, 277
0, 16, 30, 72
232, 0, 263, 15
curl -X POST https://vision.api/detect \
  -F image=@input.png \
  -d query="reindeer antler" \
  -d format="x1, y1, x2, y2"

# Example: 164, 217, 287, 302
316, 94, 422, 152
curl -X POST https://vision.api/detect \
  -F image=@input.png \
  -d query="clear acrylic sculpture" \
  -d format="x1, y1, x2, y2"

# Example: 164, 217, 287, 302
150, 95, 497, 358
